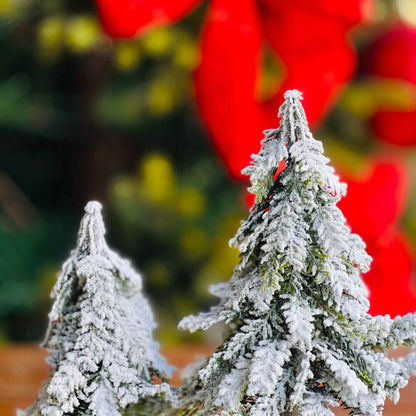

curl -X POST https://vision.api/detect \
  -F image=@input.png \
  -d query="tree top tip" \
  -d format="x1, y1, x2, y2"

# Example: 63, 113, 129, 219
284, 89, 303, 101
84, 201, 102, 214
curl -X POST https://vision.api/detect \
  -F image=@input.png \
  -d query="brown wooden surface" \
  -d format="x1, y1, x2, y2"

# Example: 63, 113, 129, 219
0, 343, 213, 415
0, 344, 415, 416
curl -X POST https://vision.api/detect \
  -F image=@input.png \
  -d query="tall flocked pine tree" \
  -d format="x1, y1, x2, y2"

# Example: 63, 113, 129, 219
19, 201, 171, 416
179, 90, 416, 415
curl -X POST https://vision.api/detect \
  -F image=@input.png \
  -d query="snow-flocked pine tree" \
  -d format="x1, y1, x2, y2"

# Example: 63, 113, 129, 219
179, 90, 416, 415
19, 201, 171, 416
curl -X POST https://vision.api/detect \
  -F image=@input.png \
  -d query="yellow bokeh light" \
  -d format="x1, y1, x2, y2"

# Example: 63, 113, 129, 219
111, 176, 138, 200
194, 214, 242, 298
0, 0, 14, 16
340, 85, 376, 118
341, 80, 416, 118
176, 187, 206, 219
141, 27, 173, 58
397, 0, 416, 27
180, 228, 209, 259
256, 46, 286, 102
372, 79, 416, 111
37, 16, 65, 62
173, 39, 198, 70
65, 16, 100, 54
148, 80, 177, 115
114, 42, 141, 72
208, 215, 242, 277
140, 153, 176, 204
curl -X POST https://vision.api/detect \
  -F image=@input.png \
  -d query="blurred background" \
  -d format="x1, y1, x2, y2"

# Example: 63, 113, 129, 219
1, 0, 416, 347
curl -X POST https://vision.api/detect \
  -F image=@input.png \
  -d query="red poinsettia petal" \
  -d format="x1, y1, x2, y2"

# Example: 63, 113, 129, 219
95, 0, 202, 38
262, 4, 357, 127
259, 0, 373, 29
365, 230, 416, 317
338, 158, 409, 241
194, 0, 264, 179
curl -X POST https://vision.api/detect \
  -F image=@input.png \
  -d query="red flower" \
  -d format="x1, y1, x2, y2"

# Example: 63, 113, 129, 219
363, 24, 416, 146
338, 158, 416, 317
95, 0, 372, 178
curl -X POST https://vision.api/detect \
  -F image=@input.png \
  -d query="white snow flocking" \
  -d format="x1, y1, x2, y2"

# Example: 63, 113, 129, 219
18, 201, 171, 416
179, 90, 416, 415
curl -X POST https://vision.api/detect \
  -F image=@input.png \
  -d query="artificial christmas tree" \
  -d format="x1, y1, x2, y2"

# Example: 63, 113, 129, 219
179, 90, 416, 415
19, 201, 171, 416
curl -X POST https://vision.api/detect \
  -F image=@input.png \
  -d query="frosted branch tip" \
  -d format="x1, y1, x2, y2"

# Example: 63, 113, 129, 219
284, 89, 303, 101
85, 201, 103, 214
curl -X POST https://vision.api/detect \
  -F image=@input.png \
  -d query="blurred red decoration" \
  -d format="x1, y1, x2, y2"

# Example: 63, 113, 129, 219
94, 0, 372, 178
94, 0, 416, 317
371, 111, 416, 146
366, 230, 416, 316
338, 158, 416, 316
338, 160, 409, 240
364, 24, 416, 145
96, 0, 201, 38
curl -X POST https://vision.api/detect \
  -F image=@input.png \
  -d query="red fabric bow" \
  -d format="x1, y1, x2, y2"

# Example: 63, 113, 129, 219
366, 230, 416, 316
338, 159, 416, 316
95, 0, 372, 178
96, 0, 201, 38
94, 0, 416, 317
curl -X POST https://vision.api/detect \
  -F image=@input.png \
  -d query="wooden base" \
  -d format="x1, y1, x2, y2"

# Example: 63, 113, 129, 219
0, 344, 414, 416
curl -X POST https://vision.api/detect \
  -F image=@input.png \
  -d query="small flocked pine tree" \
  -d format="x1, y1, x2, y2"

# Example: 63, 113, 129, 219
19, 201, 171, 416
179, 90, 416, 415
